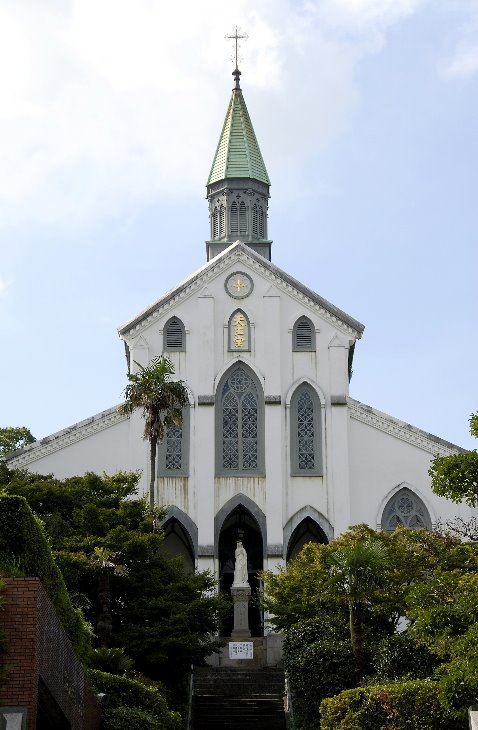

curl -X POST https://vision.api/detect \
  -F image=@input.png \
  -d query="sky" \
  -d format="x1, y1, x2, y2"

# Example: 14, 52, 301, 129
0, 0, 477, 450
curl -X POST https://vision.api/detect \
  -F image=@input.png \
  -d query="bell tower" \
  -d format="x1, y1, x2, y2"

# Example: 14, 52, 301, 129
206, 66, 272, 261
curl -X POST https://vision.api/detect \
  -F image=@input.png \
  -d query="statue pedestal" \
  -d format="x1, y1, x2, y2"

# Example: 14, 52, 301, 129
231, 584, 251, 638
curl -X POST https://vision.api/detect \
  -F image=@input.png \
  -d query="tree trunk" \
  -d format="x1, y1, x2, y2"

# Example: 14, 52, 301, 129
149, 436, 158, 510
349, 601, 365, 680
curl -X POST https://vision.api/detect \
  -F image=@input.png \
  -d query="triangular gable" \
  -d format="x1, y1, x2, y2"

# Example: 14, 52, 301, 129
117, 241, 365, 339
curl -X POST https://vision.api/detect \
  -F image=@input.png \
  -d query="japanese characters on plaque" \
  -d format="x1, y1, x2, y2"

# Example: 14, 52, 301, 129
230, 311, 249, 350
229, 641, 254, 660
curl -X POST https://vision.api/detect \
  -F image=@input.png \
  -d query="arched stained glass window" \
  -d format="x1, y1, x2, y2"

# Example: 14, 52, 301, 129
157, 406, 189, 476
239, 202, 247, 235
381, 488, 431, 533
290, 384, 322, 476
217, 365, 264, 475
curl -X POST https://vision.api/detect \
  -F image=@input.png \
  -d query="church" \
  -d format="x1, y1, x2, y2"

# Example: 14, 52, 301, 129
7, 67, 472, 634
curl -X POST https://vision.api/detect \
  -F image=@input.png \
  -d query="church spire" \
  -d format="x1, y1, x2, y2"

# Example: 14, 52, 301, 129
206, 45, 272, 261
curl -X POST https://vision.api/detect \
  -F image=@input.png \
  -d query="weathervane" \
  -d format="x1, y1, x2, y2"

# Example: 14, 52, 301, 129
226, 25, 248, 88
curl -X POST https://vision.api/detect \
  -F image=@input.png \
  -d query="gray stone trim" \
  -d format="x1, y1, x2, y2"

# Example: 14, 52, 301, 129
198, 395, 215, 405
118, 241, 364, 338
5, 406, 128, 468
265, 396, 281, 404
215, 494, 267, 563
161, 506, 198, 558
331, 395, 347, 405
283, 507, 334, 560
198, 545, 214, 557
267, 544, 283, 556
348, 398, 467, 457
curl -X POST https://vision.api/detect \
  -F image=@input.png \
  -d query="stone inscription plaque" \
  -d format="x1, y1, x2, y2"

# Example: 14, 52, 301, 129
228, 641, 253, 660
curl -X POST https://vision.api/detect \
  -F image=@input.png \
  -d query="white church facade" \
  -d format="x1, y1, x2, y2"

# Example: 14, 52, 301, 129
7, 70, 471, 634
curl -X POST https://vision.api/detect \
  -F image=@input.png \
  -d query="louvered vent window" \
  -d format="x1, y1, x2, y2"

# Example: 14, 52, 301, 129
231, 202, 238, 235
258, 207, 264, 237
164, 317, 185, 351
213, 208, 219, 238
293, 317, 315, 351
252, 204, 258, 235
219, 205, 226, 237
239, 202, 247, 235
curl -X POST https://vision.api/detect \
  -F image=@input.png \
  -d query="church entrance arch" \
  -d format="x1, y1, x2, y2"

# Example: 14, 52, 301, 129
284, 507, 332, 563
217, 503, 264, 637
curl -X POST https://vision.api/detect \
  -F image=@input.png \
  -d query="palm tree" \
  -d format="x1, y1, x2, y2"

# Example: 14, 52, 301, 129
118, 356, 189, 509
328, 539, 387, 679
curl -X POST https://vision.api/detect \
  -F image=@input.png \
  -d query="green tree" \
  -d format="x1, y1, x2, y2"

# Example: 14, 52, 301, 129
429, 412, 478, 506
327, 539, 387, 678
118, 357, 189, 509
0, 466, 225, 693
0, 426, 35, 458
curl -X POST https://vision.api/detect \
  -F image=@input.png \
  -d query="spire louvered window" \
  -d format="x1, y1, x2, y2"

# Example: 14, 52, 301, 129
231, 202, 238, 236
291, 384, 322, 475
258, 207, 264, 237
293, 317, 315, 351
219, 205, 226, 237
239, 201, 247, 235
213, 208, 219, 238
252, 204, 258, 235
164, 317, 185, 351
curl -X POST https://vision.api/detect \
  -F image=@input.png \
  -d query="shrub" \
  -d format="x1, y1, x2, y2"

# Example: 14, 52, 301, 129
320, 680, 462, 730
284, 618, 355, 730
372, 633, 439, 682
0, 495, 92, 660
89, 669, 181, 729
102, 706, 170, 730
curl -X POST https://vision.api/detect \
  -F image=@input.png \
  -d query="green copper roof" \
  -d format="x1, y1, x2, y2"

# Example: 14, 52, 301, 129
207, 86, 270, 186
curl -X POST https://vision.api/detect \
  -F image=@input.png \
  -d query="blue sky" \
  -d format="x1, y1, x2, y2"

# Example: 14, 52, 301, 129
0, 0, 477, 449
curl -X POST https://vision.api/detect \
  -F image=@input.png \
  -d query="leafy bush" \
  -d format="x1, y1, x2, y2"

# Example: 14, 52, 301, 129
320, 680, 462, 730
372, 633, 439, 682
89, 669, 181, 729
102, 706, 167, 730
89, 646, 135, 675
284, 618, 355, 729
0, 495, 92, 660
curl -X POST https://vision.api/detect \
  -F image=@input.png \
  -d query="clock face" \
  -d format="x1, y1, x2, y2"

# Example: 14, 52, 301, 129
225, 271, 253, 299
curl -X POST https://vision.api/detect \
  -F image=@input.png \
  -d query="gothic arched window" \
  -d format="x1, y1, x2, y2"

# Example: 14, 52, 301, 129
164, 317, 185, 351
216, 365, 264, 476
230, 202, 238, 236
293, 316, 315, 351
239, 202, 247, 235
381, 488, 431, 533
157, 406, 190, 476
290, 384, 322, 475
228, 310, 250, 351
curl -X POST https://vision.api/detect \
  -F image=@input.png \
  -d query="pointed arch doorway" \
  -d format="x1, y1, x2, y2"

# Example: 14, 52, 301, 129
218, 504, 264, 637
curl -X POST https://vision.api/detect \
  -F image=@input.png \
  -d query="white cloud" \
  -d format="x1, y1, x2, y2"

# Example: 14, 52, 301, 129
0, 276, 11, 298
0, 0, 432, 233
442, 43, 478, 78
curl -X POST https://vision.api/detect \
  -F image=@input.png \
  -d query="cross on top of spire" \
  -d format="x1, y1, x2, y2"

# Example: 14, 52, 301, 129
226, 25, 248, 89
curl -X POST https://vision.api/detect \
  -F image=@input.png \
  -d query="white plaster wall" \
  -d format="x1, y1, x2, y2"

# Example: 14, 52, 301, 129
349, 416, 474, 529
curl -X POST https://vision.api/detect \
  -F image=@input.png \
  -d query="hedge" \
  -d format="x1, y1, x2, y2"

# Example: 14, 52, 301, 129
320, 680, 462, 730
89, 669, 181, 729
0, 494, 92, 660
